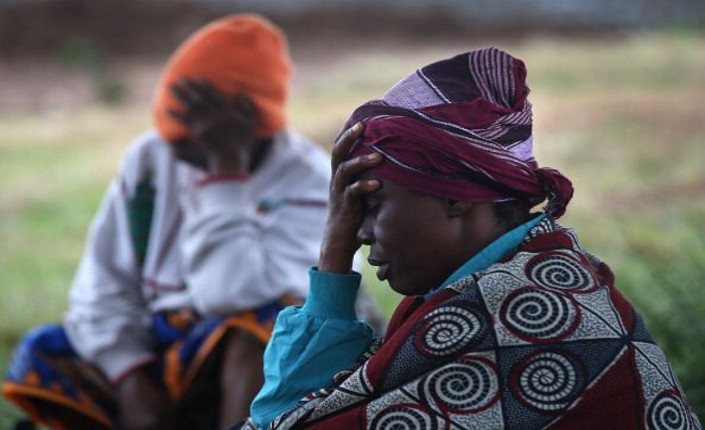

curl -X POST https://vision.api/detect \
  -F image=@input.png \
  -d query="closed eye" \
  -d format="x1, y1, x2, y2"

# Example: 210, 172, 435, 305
363, 197, 381, 215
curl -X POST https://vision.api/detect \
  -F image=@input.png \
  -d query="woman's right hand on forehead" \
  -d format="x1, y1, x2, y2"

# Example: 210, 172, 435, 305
319, 123, 383, 274
168, 78, 258, 174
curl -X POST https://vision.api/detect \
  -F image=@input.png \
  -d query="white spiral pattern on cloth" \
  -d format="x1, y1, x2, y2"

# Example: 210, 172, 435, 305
369, 406, 435, 430
415, 306, 484, 357
648, 392, 693, 430
527, 254, 596, 293
500, 288, 579, 341
511, 351, 585, 412
423, 360, 499, 412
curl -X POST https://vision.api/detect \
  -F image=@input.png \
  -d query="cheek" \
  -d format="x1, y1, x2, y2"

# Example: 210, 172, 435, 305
375, 212, 426, 267
373, 209, 410, 251
391, 214, 459, 285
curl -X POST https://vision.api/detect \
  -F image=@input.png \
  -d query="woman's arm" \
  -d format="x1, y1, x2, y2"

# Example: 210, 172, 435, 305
250, 268, 373, 428
249, 124, 384, 428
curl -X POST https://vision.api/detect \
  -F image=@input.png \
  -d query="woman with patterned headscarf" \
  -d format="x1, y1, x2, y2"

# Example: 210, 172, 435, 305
243, 48, 701, 429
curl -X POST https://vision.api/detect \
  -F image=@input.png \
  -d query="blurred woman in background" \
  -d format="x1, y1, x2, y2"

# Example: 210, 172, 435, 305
3, 14, 373, 430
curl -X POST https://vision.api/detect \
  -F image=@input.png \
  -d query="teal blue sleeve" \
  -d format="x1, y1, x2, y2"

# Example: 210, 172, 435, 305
249, 268, 374, 428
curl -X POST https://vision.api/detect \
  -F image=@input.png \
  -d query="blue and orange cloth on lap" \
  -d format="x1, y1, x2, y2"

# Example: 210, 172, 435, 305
2, 297, 298, 429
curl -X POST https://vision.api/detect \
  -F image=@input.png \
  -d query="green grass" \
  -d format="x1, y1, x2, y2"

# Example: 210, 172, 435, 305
2, 30, 704, 422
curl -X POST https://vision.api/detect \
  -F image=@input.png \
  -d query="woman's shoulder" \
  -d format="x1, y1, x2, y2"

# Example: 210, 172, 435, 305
473, 223, 606, 296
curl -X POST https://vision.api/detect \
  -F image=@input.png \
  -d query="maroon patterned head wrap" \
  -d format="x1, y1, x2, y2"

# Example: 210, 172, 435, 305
347, 48, 573, 218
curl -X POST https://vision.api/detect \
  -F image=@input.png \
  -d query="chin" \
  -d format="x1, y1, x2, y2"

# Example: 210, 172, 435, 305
388, 276, 433, 297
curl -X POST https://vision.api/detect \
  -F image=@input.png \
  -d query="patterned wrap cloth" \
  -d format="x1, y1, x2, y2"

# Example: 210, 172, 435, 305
348, 48, 573, 217
243, 49, 701, 429
256, 218, 701, 429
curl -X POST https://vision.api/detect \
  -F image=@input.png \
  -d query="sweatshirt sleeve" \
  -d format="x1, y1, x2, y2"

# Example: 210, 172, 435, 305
181, 177, 327, 315
63, 137, 158, 382
249, 268, 374, 428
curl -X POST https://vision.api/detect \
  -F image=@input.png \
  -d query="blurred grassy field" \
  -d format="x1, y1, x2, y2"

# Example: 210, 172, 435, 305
2, 30, 704, 424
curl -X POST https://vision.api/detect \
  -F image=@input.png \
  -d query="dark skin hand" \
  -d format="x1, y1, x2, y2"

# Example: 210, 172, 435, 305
319, 122, 383, 273
320, 123, 515, 296
168, 78, 265, 175
116, 365, 173, 430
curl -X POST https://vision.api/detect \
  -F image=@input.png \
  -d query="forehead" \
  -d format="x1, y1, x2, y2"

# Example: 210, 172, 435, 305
361, 175, 403, 196
361, 175, 438, 206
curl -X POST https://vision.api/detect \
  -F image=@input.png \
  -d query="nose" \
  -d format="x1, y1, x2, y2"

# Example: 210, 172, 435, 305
357, 213, 375, 245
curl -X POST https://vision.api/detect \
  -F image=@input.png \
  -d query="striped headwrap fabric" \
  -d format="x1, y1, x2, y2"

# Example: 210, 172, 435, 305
347, 47, 573, 218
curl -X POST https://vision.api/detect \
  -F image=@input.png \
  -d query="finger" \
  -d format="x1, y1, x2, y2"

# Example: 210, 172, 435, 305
332, 152, 383, 193
170, 80, 198, 111
213, 93, 258, 135
231, 93, 259, 121
171, 78, 209, 111
342, 178, 382, 204
331, 122, 365, 171
167, 108, 190, 125
193, 79, 228, 109
167, 108, 208, 147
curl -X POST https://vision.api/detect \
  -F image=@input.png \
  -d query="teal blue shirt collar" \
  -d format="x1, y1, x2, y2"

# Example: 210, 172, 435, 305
424, 214, 546, 298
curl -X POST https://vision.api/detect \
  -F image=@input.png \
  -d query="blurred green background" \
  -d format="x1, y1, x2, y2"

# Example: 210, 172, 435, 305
1, 1, 704, 425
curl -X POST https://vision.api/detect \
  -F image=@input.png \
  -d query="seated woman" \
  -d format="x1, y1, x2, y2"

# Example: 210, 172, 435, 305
3, 15, 383, 430
244, 48, 702, 429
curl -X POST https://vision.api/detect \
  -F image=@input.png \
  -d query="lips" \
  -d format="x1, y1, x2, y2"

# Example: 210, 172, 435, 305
367, 257, 390, 281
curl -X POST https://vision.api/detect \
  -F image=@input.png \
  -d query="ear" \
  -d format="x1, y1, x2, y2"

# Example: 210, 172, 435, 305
445, 199, 473, 218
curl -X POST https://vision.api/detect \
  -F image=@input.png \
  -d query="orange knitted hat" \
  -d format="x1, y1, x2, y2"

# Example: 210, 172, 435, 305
152, 14, 291, 142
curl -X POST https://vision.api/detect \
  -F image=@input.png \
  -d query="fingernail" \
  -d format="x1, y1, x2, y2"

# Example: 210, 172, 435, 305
367, 153, 381, 161
366, 179, 380, 188
352, 122, 363, 132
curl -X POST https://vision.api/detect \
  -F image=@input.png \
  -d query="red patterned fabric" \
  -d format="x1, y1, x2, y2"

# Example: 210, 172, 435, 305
347, 48, 573, 218
262, 218, 701, 429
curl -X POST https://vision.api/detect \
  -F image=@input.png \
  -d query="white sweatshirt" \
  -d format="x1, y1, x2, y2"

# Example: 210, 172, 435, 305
63, 129, 330, 381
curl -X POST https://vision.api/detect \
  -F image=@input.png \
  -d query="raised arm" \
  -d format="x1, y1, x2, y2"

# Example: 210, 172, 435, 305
250, 123, 384, 428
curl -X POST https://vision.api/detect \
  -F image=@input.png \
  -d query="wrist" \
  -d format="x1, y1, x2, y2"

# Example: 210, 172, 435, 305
208, 154, 251, 175
304, 268, 361, 319
319, 242, 357, 274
